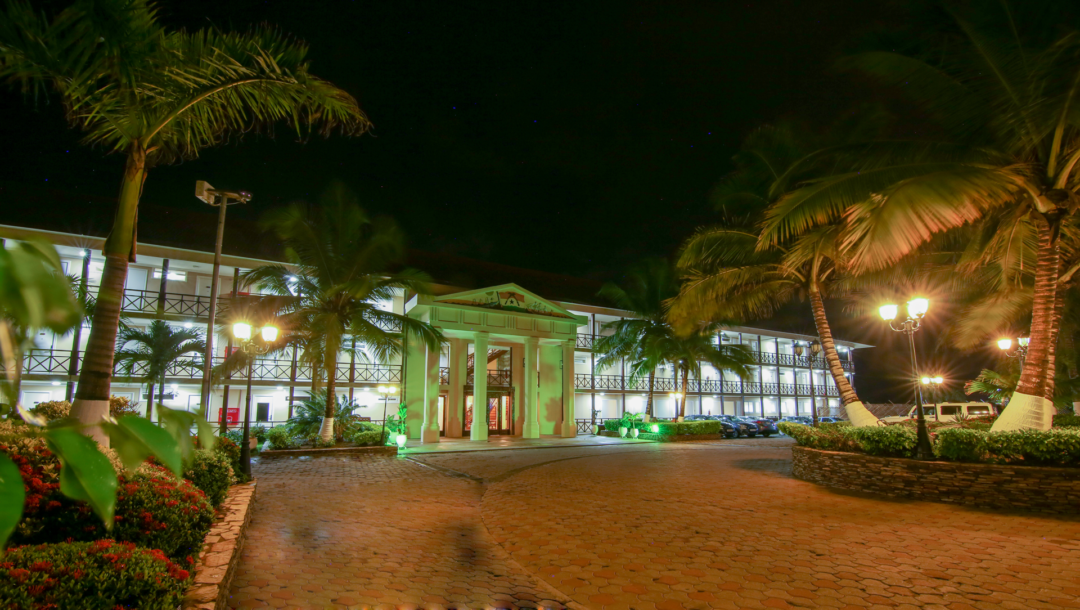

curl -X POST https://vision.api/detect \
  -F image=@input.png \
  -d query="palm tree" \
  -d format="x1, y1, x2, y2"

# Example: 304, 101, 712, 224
594, 260, 680, 421
113, 320, 205, 419
244, 185, 443, 441
660, 328, 755, 421
757, 2, 1080, 430
0, 0, 370, 436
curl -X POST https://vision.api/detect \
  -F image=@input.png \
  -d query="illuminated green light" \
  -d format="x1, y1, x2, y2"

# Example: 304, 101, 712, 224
651, 424, 659, 433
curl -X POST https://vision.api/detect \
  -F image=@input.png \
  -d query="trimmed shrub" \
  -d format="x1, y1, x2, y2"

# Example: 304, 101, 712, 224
266, 426, 299, 450
184, 449, 234, 508
935, 428, 988, 462
983, 429, 1080, 466
849, 426, 917, 457
215, 435, 245, 481
0, 539, 191, 610
351, 429, 385, 446
109, 395, 141, 417
223, 429, 244, 446
603, 419, 621, 432
249, 424, 269, 444
28, 400, 70, 422
1054, 414, 1080, 429
311, 436, 336, 448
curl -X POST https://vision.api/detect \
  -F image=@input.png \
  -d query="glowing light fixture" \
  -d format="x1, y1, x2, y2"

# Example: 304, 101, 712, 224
1018, 337, 1030, 347
878, 304, 898, 321
232, 322, 252, 340
396, 434, 407, 450
920, 376, 931, 385
260, 325, 279, 342
997, 338, 1013, 351
651, 424, 660, 433
907, 298, 929, 318
932, 376, 944, 384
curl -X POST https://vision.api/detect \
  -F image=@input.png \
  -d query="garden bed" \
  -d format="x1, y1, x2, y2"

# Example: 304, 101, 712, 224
259, 445, 398, 459
792, 446, 1080, 513
182, 481, 258, 610
598, 429, 727, 442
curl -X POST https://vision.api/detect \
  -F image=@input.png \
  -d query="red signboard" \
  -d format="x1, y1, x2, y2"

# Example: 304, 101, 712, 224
226, 408, 239, 424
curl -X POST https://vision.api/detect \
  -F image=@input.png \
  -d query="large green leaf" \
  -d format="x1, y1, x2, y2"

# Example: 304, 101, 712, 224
0, 454, 25, 549
102, 416, 182, 477
43, 428, 117, 528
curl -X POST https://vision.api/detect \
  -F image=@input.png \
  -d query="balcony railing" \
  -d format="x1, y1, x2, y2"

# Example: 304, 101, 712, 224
571, 373, 839, 396
466, 369, 512, 387
15, 349, 402, 385
575, 333, 854, 372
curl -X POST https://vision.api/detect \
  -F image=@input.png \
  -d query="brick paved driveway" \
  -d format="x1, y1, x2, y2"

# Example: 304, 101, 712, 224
231, 440, 1080, 609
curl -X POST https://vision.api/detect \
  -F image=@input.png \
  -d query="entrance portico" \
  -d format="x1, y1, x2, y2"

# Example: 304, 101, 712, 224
403, 284, 587, 443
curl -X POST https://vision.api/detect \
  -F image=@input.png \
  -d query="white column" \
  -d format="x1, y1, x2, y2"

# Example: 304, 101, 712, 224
421, 342, 440, 443
522, 336, 540, 438
447, 338, 466, 438
403, 332, 428, 439
471, 332, 489, 441
561, 340, 576, 437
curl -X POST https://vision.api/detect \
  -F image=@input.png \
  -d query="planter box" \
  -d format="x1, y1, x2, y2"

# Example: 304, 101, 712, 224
182, 480, 257, 609
259, 445, 398, 459
792, 446, 1080, 514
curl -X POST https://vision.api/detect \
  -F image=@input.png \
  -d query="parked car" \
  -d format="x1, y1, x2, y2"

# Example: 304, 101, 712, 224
717, 415, 758, 438
880, 402, 997, 424
779, 416, 813, 426
744, 417, 779, 437
818, 416, 845, 424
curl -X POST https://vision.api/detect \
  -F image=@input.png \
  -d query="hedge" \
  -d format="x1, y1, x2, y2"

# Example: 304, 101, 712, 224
183, 449, 235, 508
0, 540, 191, 610
782, 422, 1080, 466
604, 419, 726, 436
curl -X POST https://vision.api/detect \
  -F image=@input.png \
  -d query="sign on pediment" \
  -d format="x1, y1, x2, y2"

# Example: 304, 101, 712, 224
437, 285, 575, 320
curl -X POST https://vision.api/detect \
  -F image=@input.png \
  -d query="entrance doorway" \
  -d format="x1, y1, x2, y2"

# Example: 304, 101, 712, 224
464, 391, 514, 435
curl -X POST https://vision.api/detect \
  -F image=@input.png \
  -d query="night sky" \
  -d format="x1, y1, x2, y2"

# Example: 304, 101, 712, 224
0, 0, 997, 402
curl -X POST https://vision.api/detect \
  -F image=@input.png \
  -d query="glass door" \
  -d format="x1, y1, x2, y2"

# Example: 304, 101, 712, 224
464, 392, 514, 435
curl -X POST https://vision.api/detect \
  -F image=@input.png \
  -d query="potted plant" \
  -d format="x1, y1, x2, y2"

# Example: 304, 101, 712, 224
620, 412, 642, 439
384, 404, 409, 449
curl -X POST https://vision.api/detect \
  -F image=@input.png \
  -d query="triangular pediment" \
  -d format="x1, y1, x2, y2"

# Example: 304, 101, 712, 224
434, 283, 579, 320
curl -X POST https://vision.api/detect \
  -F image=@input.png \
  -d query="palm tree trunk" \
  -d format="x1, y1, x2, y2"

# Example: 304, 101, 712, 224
645, 369, 655, 420
145, 382, 155, 418
1043, 287, 1065, 403
157, 369, 166, 422
808, 288, 878, 427
71, 147, 147, 443
679, 365, 689, 421
319, 352, 337, 442
995, 215, 1060, 431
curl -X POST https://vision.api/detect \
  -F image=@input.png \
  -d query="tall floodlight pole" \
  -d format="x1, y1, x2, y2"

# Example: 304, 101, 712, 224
880, 298, 934, 460
196, 181, 251, 422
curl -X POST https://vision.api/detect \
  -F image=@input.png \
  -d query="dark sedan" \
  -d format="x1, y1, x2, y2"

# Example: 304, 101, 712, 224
743, 417, 779, 437
685, 414, 738, 438
717, 415, 758, 438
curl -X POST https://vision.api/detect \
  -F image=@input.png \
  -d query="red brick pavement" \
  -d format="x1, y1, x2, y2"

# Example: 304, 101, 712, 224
230, 441, 1080, 610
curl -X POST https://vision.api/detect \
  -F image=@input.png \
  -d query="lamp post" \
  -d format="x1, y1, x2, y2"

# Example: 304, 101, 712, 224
232, 321, 278, 478
880, 298, 934, 460
793, 340, 823, 426
920, 375, 945, 421
997, 337, 1030, 365
670, 391, 684, 421
196, 181, 251, 423
376, 385, 398, 446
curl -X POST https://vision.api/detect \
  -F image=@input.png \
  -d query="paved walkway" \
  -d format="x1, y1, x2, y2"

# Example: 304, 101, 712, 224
403, 434, 652, 454
229, 439, 1080, 609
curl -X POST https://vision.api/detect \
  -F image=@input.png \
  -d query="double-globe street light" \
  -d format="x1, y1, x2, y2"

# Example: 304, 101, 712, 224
997, 336, 1030, 365
879, 297, 935, 460
376, 385, 400, 447
232, 321, 279, 478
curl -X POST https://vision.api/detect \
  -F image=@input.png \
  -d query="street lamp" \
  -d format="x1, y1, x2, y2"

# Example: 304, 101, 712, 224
793, 340, 823, 426
232, 321, 279, 478
196, 181, 252, 423
921, 375, 945, 421
376, 385, 399, 447
997, 336, 1029, 365
880, 298, 934, 460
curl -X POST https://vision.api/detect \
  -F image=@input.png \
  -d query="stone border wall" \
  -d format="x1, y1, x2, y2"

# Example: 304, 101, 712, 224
792, 446, 1080, 514
259, 445, 398, 459
182, 480, 257, 609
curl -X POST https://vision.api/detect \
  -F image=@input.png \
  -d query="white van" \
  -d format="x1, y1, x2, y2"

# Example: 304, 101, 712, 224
880, 402, 997, 424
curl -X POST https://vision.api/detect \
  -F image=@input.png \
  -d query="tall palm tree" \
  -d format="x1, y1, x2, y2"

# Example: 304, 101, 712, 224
113, 320, 205, 419
659, 328, 754, 421
244, 185, 443, 441
0, 0, 370, 436
758, 1, 1080, 430
594, 260, 680, 421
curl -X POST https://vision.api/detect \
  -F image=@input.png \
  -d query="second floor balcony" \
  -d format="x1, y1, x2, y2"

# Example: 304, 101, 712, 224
573, 373, 841, 397
575, 334, 855, 372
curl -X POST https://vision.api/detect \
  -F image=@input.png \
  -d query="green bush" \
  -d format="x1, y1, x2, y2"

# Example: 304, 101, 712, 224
351, 429, 385, 446
266, 426, 298, 450
0, 540, 191, 610
850, 426, 917, 457
311, 436, 336, 448
249, 424, 269, 443
214, 435, 245, 482
603, 419, 621, 432
982, 429, 1080, 465
223, 429, 244, 445
27, 400, 71, 422
184, 449, 234, 508
935, 428, 988, 462
356, 421, 380, 433
1054, 414, 1080, 429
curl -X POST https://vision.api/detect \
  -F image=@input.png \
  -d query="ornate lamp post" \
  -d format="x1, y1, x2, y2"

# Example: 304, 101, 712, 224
669, 391, 684, 420
921, 375, 945, 421
793, 340, 822, 426
376, 385, 398, 446
997, 337, 1030, 365
232, 321, 278, 478
880, 298, 934, 460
